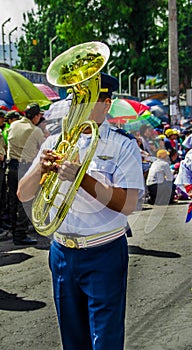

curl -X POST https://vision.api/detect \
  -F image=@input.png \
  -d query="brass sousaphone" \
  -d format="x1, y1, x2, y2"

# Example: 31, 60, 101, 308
32, 41, 110, 236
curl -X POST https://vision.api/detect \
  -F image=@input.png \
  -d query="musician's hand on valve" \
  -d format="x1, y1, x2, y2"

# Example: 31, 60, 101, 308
58, 161, 81, 182
40, 149, 61, 174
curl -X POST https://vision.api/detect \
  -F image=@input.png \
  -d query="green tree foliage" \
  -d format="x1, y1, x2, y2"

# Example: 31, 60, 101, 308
16, 0, 192, 91
17, 10, 42, 71
154, 0, 192, 89
17, 3, 68, 71
56, 0, 167, 80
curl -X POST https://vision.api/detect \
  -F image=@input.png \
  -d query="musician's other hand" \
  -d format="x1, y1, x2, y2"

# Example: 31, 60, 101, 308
58, 161, 81, 182
40, 149, 61, 174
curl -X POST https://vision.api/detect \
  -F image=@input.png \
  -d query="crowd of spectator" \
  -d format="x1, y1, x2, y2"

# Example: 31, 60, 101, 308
132, 123, 192, 205
0, 103, 192, 242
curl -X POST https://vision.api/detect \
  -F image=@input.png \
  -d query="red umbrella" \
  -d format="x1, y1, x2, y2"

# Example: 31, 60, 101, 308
125, 99, 150, 115
34, 83, 60, 101
109, 99, 138, 119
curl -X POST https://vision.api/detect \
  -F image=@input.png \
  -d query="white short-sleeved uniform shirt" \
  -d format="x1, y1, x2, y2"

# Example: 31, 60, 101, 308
28, 120, 144, 235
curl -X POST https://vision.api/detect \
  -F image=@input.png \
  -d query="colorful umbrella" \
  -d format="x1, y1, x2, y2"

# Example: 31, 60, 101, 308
0, 67, 51, 111
124, 112, 162, 132
34, 83, 61, 101
109, 98, 138, 119
109, 98, 150, 120
124, 99, 150, 115
108, 98, 161, 130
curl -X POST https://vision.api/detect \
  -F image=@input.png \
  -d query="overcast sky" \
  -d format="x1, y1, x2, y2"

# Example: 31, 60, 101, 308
0, 0, 36, 44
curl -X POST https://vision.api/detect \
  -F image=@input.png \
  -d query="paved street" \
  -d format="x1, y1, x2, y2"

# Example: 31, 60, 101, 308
0, 201, 192, 350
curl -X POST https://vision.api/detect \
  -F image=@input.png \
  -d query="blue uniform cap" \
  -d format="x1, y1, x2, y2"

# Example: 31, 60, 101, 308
100, 72, 119, 97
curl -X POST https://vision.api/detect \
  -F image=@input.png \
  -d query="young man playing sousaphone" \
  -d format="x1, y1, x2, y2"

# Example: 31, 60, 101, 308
18, 44, 144, 350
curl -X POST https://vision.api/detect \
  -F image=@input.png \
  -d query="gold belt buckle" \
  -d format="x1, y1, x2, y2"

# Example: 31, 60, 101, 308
65, 238, 77, 249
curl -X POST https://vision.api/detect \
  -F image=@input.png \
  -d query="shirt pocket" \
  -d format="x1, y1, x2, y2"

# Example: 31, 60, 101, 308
90, 158, 117, 184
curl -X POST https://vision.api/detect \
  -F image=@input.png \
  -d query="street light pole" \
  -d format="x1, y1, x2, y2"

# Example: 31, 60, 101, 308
119, 69, 125, 95
137, 77, 142, 99
49, 35, 57, 62
107, 60, 114, 74
128, 72, 134, 96
1, 17, 11, 63
108, 66, 115, 75
9, 27, 17, 67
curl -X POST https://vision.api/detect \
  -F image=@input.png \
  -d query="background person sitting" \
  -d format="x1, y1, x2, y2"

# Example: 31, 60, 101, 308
146, 149, 175, 205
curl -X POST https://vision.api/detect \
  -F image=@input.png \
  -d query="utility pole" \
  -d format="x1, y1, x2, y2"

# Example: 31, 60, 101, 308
168, 0, 180, 124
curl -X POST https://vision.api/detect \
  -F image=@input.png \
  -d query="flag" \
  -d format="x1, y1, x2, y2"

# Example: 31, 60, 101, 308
185, 202, 192, 223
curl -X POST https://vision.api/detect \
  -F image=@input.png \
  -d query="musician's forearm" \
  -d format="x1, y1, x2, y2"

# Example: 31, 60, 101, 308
80, 173, 138, 215
17, 164, 42, 202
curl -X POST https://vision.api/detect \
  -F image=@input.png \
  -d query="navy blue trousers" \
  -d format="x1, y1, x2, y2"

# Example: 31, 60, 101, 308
49, 235, 129, 350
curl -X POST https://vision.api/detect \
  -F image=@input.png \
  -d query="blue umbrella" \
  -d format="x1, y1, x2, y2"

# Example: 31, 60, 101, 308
142, 99, 163, 107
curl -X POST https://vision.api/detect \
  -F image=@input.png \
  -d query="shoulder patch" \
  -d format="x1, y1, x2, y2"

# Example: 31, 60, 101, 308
113, 128, 136, 140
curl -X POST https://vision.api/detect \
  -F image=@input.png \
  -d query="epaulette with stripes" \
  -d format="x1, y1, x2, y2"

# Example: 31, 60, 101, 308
112, 128, 136, 140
